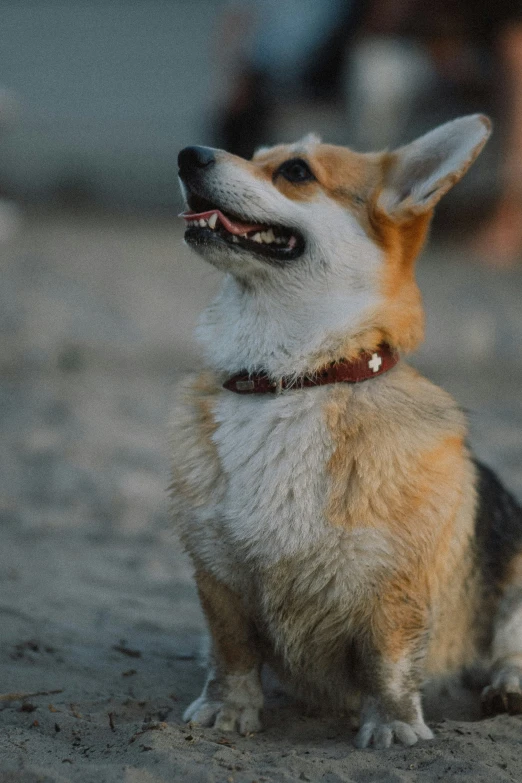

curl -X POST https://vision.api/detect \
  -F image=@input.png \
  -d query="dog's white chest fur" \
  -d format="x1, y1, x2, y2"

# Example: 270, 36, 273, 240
212, 387, 333, 564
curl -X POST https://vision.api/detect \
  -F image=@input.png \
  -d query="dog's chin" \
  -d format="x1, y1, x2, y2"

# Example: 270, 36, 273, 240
183, 237, 281, 282
184, 232, 257, 275
184, 225, 305, 271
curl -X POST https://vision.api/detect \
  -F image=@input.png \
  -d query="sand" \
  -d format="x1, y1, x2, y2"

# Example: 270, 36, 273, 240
1, 210, 522, 782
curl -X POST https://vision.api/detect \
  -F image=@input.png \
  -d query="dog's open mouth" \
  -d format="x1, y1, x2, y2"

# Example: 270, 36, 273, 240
180, 194, 305, 261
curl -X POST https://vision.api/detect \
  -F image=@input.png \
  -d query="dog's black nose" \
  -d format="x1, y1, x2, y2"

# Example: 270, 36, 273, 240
178, 146, 216, 176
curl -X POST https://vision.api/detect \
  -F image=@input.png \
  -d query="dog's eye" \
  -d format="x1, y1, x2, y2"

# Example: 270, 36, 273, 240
276, 158, 315, 184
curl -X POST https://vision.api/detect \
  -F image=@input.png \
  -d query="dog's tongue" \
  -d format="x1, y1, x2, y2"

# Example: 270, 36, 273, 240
180, 209, 265, 236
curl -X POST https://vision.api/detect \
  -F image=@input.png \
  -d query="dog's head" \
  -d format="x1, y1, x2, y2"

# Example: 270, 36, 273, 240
178, 116, 490, 371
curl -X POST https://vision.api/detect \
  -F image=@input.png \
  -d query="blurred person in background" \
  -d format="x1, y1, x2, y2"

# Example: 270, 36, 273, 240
213, 0, 365, 158
214, 0, 522, 267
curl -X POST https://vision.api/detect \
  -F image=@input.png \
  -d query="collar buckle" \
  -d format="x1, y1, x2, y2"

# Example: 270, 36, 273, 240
235, 379, 255, 392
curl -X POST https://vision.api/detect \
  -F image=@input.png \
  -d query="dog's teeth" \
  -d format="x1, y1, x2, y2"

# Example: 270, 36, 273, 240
252, 232, 262, 243
199, 219, 207, 227
208, 213, 218, 229
264, 229, 275, 243
288, 235, 297, 249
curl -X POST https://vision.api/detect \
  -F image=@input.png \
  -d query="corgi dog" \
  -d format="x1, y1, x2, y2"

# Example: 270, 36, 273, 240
170, 115, 522, 749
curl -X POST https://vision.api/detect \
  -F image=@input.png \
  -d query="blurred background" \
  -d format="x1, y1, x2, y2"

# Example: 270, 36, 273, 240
0, 0, 519, 223
2, 2, 522, 776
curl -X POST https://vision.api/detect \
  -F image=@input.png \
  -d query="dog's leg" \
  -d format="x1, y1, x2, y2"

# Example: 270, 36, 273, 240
183, 568, 263, 734
355, 656, 433, 749
482, 586, 522, 716
355, 594, 434, 749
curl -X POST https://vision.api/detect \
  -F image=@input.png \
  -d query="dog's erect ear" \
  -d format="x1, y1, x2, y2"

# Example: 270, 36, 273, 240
378, 114, 491, 219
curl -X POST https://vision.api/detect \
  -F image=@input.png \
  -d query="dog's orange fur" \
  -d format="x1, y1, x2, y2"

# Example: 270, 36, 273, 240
252, 143, 378, 198
194, 568, 260, 674
323, 375, 478, 671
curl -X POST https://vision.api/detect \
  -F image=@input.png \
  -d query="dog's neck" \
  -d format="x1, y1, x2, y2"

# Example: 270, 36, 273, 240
197, 272, 382, 379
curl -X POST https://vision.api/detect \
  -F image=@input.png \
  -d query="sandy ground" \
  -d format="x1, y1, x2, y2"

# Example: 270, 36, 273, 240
1, 210, 522, 783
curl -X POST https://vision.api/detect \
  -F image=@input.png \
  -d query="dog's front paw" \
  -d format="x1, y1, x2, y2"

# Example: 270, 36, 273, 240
183, 695, 262, 734
355, 718, 433, 749
482, 664, 522, 716
183, 669, 263, 735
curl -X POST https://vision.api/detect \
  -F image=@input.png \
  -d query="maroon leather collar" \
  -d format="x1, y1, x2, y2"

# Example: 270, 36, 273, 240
223, 343, 399, 395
